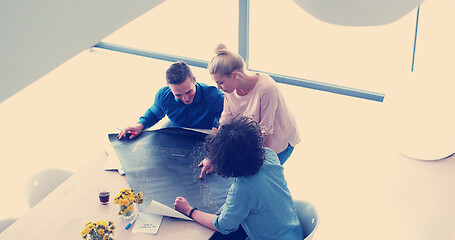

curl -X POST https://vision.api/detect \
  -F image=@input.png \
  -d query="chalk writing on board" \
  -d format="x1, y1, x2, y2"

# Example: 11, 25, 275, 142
109, 129, 233, 214
133, 143, 190, 159
190, 143, 217, 208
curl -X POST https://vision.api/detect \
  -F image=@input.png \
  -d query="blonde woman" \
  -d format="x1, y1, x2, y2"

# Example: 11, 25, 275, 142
198, 44, 301, 178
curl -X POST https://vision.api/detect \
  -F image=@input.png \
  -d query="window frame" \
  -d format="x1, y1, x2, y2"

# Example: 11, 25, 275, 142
94, 0, 431, 102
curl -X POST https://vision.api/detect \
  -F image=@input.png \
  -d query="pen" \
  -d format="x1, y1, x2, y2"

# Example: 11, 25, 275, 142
115, 127, 138, 136
125, 214, 139, 230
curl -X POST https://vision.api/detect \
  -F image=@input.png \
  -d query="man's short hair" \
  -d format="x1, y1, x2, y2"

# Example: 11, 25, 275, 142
165, 61, 195, 84
205, 115, 265, 178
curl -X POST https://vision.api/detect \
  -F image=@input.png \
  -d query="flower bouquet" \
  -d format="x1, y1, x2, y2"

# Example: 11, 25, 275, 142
80, 220, 115, 240
113, 188, 143, 219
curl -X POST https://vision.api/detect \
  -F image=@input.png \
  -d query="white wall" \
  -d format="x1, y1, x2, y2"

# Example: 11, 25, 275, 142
0, 0, 165, 103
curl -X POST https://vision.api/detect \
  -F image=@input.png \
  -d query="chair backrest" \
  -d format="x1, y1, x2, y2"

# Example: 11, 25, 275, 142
294, 200, 318, 240
0, 218, 18, 233
25, 168, 73, 208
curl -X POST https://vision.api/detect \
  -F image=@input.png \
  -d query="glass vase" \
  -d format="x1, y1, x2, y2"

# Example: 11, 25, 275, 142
119, 205, 134, 220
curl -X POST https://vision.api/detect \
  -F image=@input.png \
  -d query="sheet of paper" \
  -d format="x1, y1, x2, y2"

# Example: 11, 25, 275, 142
132, 212, 163, 234
180, 127, 211, 135
147, 200, 192, 221
104, 143, 124, 174
104, 128, 159, 172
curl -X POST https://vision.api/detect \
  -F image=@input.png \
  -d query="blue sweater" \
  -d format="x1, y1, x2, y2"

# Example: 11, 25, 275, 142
213, 148, 303, 240
138, 82, 224, 129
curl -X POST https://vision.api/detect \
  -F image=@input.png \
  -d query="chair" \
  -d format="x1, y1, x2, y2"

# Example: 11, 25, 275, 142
294, 200, 318, 240
25, 168, 73, 208
0, 217, 18, 233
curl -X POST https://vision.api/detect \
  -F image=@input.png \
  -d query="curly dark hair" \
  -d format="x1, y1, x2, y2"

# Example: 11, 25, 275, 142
165, 61, 195, 84
205, 116, 265, 178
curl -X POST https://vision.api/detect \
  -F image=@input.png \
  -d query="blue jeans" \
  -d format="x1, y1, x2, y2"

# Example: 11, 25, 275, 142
209, 225, 247, 240
276, 144, 294, 165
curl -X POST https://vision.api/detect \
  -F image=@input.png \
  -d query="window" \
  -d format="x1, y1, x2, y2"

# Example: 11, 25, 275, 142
249, 0, 418, 93
103, 0, 239, 62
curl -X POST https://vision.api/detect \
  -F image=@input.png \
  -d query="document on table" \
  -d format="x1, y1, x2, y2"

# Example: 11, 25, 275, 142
104, 141, 124, 175
132, 212, 163, 234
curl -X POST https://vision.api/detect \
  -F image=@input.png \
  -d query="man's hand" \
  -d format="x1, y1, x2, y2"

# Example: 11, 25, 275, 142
174, 197, 192, 216
198, 158, 214, 179
118, 124, 144, 139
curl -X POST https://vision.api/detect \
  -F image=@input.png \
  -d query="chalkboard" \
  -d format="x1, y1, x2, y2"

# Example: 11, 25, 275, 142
108, 128, 233, 214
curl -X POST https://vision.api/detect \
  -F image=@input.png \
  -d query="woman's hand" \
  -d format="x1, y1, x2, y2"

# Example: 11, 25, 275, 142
175, 197, 218, 231
198, 158, 214, 179
174, 197, 192, 216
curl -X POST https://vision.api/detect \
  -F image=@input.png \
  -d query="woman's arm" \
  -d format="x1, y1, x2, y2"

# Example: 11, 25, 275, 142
261, 132, 270, 147
190, 209, 217, 231
219, 95, 233, 125
259, 86, 279, 147
174, 197, 218, 231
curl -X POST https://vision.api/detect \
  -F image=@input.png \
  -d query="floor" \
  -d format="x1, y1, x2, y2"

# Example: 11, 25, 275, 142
1, 48, 455, 239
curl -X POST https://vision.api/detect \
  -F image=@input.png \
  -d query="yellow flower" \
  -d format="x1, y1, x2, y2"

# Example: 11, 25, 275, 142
97, 220, 108, 228
81, 220, 115, 239
115, 188, 143, 216
135, 192, 144, 204
122, 199, 130, 206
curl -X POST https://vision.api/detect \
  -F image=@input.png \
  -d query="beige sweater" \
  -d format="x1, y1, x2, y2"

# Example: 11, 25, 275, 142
220, 73, 301, 154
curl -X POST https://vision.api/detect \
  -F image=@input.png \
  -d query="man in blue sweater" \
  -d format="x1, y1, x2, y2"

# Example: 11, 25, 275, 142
118, 61, 224, 139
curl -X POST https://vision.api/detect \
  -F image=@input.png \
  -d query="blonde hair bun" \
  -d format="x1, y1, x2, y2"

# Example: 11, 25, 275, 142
214, 43, 228, 55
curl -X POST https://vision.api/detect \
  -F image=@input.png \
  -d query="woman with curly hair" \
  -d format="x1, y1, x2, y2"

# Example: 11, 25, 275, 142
174, 116, 302, 240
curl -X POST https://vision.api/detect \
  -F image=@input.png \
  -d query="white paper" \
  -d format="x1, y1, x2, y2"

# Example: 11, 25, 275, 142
147, 200, 193, 221
180, 127, 211, 135
104, 144, 124, 174
132, 212, 163, 234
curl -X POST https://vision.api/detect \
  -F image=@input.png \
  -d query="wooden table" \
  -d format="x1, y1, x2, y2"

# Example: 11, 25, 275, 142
0, 151, 214, 239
